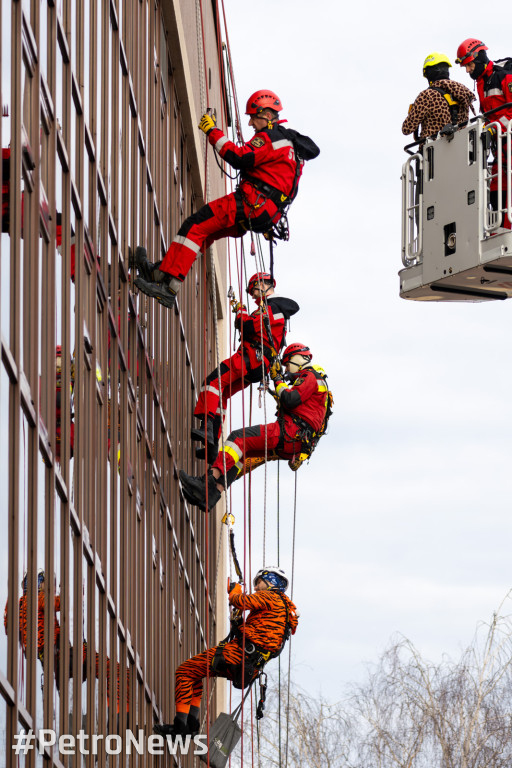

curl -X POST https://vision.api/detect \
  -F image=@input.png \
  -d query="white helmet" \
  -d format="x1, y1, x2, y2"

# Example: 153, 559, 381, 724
253, 566, 289, 592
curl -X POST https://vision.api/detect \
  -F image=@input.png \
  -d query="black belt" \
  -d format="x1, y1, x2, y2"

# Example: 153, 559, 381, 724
242, 176, 290, 209
233, 631, 273, 665
248, 340, 272, 361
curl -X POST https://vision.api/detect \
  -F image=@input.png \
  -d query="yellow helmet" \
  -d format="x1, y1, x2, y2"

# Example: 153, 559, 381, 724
423, 52, 452, 77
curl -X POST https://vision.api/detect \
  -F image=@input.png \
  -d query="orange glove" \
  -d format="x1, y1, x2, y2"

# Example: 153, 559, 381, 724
228, 583, 242, 601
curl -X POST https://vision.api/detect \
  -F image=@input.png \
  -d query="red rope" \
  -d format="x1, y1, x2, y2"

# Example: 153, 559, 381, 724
220, 0, 244, 143
197, 6, 261, 765
197, 3, 212, 763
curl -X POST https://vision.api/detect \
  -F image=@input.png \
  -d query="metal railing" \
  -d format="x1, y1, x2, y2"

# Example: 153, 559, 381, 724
401, 153, 423, 266
483, 120, 512, 234
401, 118, 512, 271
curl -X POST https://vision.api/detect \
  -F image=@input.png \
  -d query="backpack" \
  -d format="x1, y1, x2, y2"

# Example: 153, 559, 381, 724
281, 127, 320, 162
494, 57, 512, 72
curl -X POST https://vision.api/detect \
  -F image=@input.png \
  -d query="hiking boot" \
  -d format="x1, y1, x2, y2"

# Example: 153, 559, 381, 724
128, 246, 161, 282
191, 419, 218, 462
179, 470, 222, 511
186, 715, 200, 736
154, 716, 188, 738
191, 418, 216, 446
134, 276, 177, 309
195, 442, 219, 463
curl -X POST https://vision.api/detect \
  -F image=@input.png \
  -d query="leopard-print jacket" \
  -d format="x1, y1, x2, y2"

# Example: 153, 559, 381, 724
402, 79, 476, 140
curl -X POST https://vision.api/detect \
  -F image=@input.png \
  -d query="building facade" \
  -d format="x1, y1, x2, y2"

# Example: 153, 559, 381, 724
0, 0, 231, 763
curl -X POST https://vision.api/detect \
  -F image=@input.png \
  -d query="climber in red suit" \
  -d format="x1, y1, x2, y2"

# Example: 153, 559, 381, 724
131, 90, 319, 308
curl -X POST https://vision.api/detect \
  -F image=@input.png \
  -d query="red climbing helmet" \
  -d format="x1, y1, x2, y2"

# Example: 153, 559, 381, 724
455, 39, 488, 66
246, 272, 276, 294
245, 90, 283, 115
282, 343, 312, 367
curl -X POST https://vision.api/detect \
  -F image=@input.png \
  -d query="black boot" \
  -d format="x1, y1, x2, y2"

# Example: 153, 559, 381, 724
195, 442, 219, 463
134, 276, 177, 309
191, 419, 218, 463
186, 715, 200, 736
179, 470, 222, 511
191, 418, 215, 447
154, 716, 188, 738
128, 246, 162, 282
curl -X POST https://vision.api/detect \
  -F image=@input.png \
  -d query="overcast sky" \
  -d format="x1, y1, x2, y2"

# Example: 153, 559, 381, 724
222, 2, 512, 700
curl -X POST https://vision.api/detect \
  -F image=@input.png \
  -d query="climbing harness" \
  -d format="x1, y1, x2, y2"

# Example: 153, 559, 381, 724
212, 579, 293, 691
243, 176, 291, 211
429, 85, 461, 124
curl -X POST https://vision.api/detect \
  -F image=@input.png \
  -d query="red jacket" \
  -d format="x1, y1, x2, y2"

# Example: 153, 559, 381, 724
208, 125, 302, 198
236, 296, 299, 367
275, 366, 329, 433
477, 61, 512, 129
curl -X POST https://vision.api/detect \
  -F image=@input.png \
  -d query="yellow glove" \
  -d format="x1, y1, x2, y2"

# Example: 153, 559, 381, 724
199, 113, 216, 135
231, 301, 246, 313
269, 358, 283, 381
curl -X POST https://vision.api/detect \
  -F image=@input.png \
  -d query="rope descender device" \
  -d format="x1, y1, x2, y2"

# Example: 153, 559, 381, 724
222, 512, 244, 584
227, 285, 238, 312
221, 511, 235, 527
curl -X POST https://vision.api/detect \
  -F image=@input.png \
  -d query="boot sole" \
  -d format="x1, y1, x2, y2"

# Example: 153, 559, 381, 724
134, 278, 176, 308
179, 471, 207, 511
179, 471, 220, 511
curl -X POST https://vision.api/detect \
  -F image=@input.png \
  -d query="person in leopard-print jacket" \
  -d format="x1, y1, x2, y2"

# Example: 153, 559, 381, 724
402, 52, 475, 142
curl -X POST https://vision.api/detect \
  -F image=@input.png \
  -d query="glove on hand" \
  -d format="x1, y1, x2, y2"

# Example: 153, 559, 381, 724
199, 113, 216, 135
231, 301, 246, 314
269, 358, 283, 381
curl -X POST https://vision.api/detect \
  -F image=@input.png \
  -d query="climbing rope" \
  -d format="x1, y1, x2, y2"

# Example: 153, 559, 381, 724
192, 8, 305, 765
196, 5, 214, 762
284, 473, 298, 768
195, 10, 258, 759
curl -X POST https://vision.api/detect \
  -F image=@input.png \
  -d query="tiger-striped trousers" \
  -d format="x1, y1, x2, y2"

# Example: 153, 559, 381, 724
175, 640, 243, 713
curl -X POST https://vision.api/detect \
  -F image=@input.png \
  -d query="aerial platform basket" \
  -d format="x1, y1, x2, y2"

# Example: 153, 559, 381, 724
399, 117, 512, 301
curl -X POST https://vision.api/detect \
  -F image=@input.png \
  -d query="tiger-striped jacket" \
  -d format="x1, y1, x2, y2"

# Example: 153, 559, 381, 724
228, 583, 298, 653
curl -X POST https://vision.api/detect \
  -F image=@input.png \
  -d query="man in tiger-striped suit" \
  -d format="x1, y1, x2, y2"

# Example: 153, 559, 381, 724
154, 566, 299, 738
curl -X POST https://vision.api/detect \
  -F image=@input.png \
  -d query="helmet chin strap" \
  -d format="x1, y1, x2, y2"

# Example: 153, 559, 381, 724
254, 284, 271, 305
285, 363, 303, 381
289, 355, 309, 372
